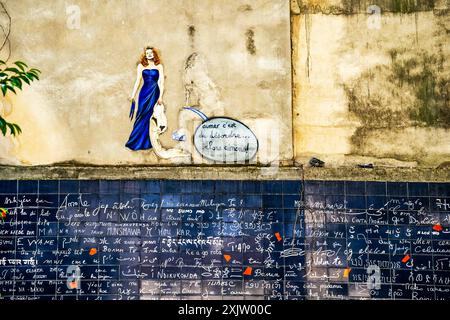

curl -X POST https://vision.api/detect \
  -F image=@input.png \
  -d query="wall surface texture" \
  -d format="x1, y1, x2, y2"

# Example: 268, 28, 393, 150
0, 0, 292, 166
0, 0, 448, 181
292, 0, 450, 168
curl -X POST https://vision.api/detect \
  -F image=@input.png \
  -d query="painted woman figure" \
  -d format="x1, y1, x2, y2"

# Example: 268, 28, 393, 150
126, 46, 164, 150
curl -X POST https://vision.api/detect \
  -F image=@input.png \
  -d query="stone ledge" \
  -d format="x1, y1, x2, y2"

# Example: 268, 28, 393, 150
0, 165, 448, 181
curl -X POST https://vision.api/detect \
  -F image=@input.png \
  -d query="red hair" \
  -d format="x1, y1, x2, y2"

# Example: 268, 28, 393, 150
140, 46, 161, 67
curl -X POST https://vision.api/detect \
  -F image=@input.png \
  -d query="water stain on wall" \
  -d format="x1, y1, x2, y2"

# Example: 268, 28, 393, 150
245, 28, 257, 55
293, 0, 437, 14
292, 0, 449, 167
237, 4, 252, 12
346, 39, 449, 154
188, 24, 196, 49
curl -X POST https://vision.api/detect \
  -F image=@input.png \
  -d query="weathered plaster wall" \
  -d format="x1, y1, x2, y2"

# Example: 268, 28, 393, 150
0, 0, 292, 165
292, 0, 450, 168
1, 0, 449, 179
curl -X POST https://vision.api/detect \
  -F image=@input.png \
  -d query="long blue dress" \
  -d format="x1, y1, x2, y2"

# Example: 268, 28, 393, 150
126, 68, 160, 150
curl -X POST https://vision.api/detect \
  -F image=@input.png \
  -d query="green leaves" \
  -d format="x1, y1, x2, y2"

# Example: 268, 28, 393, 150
10, 77, 22, 90
0, 116, 22, 136
0, 60, 40, 136
4, 67, 20, 73
0, 61, 41, 97
14, 61, 28, 71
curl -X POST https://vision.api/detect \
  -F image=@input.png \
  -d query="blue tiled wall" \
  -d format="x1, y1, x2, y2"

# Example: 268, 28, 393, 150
0, 180, 449, 300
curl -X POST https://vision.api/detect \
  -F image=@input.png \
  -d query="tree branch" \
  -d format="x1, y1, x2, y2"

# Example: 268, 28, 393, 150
0, 1, 11, 61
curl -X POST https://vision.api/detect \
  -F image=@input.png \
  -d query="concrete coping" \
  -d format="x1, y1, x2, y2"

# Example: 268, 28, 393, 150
0, 165, 448, 181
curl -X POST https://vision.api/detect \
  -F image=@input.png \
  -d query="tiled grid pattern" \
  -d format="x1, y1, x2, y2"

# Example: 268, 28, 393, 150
0, 180, 449, 300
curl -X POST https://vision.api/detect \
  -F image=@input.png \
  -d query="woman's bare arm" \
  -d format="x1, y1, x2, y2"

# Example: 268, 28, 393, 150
157, 65, 164, 104
130, 64, 143, 101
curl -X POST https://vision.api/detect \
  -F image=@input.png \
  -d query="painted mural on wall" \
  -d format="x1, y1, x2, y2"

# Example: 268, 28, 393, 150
193, 117, 258, 162
124, 46, 258, 163
0, 0, 292, 166
125, 46, 188, 160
